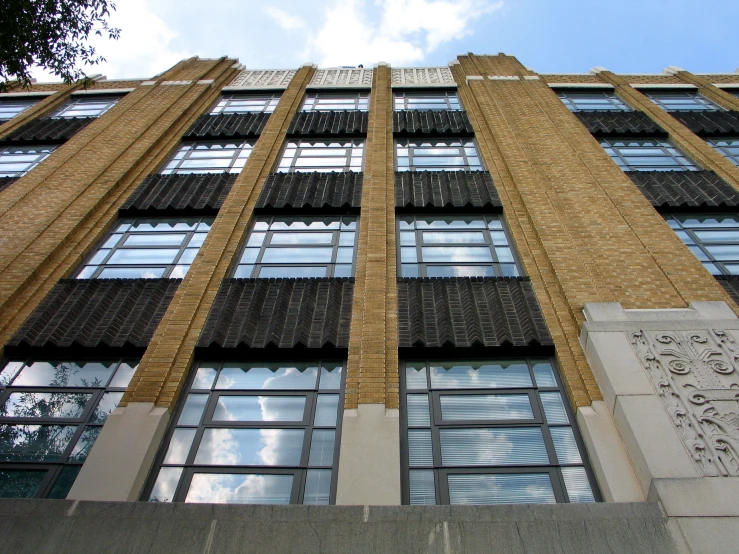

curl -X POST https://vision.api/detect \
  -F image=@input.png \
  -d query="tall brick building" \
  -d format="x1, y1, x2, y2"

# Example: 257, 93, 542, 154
0, 53, 738, 552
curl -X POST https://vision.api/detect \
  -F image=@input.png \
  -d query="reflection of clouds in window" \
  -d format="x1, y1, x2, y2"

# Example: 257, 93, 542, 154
194, 429, 303, 466
447, 473, 555, 505
216, 365, 318, 390
429, 362, 531, 389
185, 473, 293, 504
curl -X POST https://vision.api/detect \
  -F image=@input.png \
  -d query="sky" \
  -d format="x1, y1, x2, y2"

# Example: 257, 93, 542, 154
31, 0, 739, 82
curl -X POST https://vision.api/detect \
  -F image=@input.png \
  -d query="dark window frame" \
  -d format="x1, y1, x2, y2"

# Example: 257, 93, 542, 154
600, 137, 700, 172
51, 94, 123, 119
394, 90, 462, 111
645, 90, 724, 112
159, 140, 256, 175
275, 139, 365, 173
395, 138, 484, 172
301, 91, 370, 112
706, 137, 739, 167
556, 90, 632, 112
209, 92, 281, 115
665, 213, 739, 276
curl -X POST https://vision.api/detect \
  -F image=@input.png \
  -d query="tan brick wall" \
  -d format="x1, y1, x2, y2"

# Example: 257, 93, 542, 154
122, 65, 315, 408
0, 58, 238, 361
453, 54, 731, 408
541, 75, 602, 84
620, 75, 685, 84
345, 65, 398, 410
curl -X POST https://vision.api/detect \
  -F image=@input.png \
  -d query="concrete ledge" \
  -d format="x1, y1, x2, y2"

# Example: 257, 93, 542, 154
0, 500, 684, 554
649, 478, 739, 517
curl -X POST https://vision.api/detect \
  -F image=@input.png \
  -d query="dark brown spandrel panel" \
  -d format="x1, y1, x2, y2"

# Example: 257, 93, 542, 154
669, 111, 739, 135
393, 110, 474, 136
716, 275, 739, 306
183, 113, 270, 139
198, 278, 354, 349
8, 279, 181, 349
0, 177, 19, 194
395, 171, 501, 209
287, 111, 368, 136
1, 117, 95, 144
627, 170, 739, 211
573, 111, 664, 136
121, 173, 237, 213
257, 172, 362, 210
397, 277, 552, 348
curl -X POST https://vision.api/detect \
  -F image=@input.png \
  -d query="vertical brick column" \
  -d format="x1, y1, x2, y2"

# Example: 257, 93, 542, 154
451, 54, 730, 408
595, 70, 739, 189
345, 63, 398, 410
0, 58, 238, 360
336, 63, 401, 505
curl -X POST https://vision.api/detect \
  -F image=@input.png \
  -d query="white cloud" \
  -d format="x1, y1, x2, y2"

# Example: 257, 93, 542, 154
307, 0, 503, 67
31, 0, 187, 82
264, 7, 306, 31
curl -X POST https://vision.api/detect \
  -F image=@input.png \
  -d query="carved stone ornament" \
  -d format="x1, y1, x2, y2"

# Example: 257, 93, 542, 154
630, 329, 739, 476
391, 67, 456, 86
310, 69, 373, 87
228, 70, 297, 88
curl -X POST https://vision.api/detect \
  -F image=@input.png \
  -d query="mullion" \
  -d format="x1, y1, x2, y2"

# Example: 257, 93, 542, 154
0, 388, 102, 425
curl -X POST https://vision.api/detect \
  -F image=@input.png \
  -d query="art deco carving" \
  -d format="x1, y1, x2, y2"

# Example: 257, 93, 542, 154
630, 329, 739, 476
228, 70, 296, 88
392, 67, 456, 86
310, 68, 373, 87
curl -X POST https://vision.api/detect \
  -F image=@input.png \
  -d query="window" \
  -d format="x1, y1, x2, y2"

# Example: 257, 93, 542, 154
160, 141, 255, 174
401, 359, 597, 505
0, 98, 38, 121
396, 139, 483, 171
75, 217, 213, 279
666, 214, 739, 276
646, 91, 722, 112
600, 138, 699, 171
234, 216, 357, 278
394, 91, 461, 111
707, 138, 739, 166
51, 95, 121, 118
276, 140, 364, 173
0, 145, 56, 177
556, 91, 631, 112
147, 360, 344, 504
398, 215, 519, 278
0, 359, 136, 499
209, 93, 281, 114
302, 92, 369, 111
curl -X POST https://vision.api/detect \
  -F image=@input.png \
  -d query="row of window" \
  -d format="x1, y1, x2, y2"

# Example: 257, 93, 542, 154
0, 94, 120, 121
558, 89, 739, 113
0, 357, 597, 506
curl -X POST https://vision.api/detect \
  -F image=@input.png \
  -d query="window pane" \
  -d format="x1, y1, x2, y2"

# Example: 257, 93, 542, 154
426, 266, 494, 277
406, 364, 428, 390
439, 394, 534, 421
261, 247, 333, 263
259, 266, 328, 278
447, 473, 555, 505
213, 396, 307, 422
304, 469, 331, 505
430, 361, 532, 389
13, 361, 115, 388
541, 392, 569, 424
314, 394, 339, 427
69, 426, 102, 462
421, 232, 486, 244
108, 362, 137, 388
91, 392, 123, 423
409, 469, 436, 505
194, 428, 304, 466
185, 473, 293, 504
0, 424, 78, 462
2, 392, 90, 419
561, 467, 595, 503
550, 427, 582, 464
532, 361, 557, 387
421, 247, 492, 262
319, 365, 342, 389
148, 467, 183, 502
192, 367, 217, 389
216, 364, 318, 390
308, 429, 335, 466
47, 466, 81, 499
0, 469, 46, 498
408, 429, 433, 467
177, 394, 208, 425
406, 394, 431, 426
439, 428, 549, 466
270, 233, 333, 245
163, 428, 197, 464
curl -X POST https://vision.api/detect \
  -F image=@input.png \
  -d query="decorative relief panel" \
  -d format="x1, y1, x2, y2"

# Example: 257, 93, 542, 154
310, 68, 373, 87
392, 67, 456, 87
630, 329, 739, 477
228, 70, 296, 88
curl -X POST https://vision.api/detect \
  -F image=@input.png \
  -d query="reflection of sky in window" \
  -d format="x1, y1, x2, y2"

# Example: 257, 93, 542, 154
13, 362, 116, 387
429, 362, 532, 389
447, 473, 555, 504
216, 365, 318, 390
440, 428, 547, 466
194, 428, 303, 466
213, 396, 306, 422
185, 473, 293, 504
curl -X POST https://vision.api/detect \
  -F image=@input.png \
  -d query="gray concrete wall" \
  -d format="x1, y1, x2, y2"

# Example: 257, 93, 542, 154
0, 499, 685, 554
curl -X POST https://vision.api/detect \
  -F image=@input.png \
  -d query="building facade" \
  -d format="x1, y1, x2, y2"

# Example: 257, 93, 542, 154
0, 53, 738, 552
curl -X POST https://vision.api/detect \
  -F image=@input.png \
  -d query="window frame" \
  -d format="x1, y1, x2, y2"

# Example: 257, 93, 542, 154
397, 214, 521, 278
600, 137, 700, 172
556, 90, 632, 112
51, 94, 122, 119
646, 91, 723, 112
665, 213, 739, 276
399, 358, 601, 505
0, 145, 57, 177
394, 90, 462, 111
0, 358, 137, 499
159, 140, 256, 175
209, 92, 282, 115
706, 137, 739, 167
0, 98, 39, 121
301, 92, 369, 112
275, 139, 365, 173
143, 359, 346, 505
395, 138, 484, 172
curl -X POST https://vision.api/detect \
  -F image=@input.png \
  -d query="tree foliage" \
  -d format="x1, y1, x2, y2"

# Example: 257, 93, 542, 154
0, 0, 120, 90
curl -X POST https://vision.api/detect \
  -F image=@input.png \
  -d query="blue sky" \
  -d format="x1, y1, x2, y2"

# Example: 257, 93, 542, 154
32, 0, 739, 81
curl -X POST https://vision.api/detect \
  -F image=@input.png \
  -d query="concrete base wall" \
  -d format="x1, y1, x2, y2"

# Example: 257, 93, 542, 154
67, 402, 169, 502
0, 499, 686, 554
336, 404, 401, 505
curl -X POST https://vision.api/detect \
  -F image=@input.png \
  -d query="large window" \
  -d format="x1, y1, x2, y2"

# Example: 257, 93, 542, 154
210, 93, 281, 114
600, 138, 699, 171
398, 215, 519, 278
706, 138, 739, 166
276, 140, 364, 173
0, 98, 38, 121
666, 213, 739, 276
401, 359, 597, 505
646, 91, 722, 112
160, 141, 255, 174
394, 91, 461, 111
0, 359, 137, 499
556, 90, 631, 112
301, 92, 369, 111
52, 95, 121, 118
396, 139, 483, 171
76, 217, 213, 279
147, 360, 344, 504
0, 145, 56, 177
234, 216, 357, 278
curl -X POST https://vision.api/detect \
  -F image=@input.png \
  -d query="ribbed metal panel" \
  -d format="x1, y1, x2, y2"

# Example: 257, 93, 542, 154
626, 170, 739, 210
183, 113, 270, 139
669, 110, 739, 135
573, 111, 664, 136
287, 111, 368, 136
1, 117, 96, 144
257, 172, 362, 210
394, 110, 474, 135
121, 173, 236, 213
395, 171, 501, 209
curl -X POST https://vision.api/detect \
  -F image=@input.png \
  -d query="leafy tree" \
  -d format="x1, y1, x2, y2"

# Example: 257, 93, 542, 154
0, 0, 121, 91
